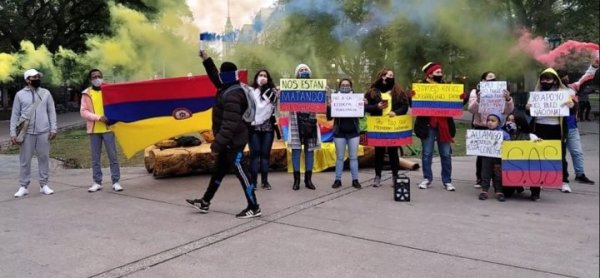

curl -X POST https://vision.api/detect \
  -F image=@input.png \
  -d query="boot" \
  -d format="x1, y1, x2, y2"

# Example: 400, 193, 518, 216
305, 171, 316, 190
292, 171, 300, 191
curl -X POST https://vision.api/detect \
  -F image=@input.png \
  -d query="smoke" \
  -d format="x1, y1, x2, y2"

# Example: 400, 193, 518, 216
0, 53, 17, 82
516, 29, 599, 68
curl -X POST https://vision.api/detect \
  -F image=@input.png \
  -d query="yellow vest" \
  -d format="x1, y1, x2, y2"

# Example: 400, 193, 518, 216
381, 91, 392, 115
89, 88, 109, 133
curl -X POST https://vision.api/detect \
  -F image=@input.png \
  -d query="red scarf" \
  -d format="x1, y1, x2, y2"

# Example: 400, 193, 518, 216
429, 117, 453, 143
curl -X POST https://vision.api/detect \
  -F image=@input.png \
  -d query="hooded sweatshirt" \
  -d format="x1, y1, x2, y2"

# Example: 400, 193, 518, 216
10, 86, 57, 136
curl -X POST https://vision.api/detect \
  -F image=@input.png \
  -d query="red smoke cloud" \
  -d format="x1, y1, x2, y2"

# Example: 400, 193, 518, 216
516, 29, 599, 67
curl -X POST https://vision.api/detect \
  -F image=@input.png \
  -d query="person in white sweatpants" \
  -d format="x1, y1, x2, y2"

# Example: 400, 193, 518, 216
9, 69, 57, 198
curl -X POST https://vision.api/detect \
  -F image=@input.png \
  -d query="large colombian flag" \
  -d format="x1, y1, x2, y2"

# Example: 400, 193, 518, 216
102, 71, 247, 158
501, 140, 562, 188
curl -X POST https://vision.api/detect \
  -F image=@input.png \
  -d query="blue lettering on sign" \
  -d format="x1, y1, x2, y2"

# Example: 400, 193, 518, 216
280, 90, 326, 103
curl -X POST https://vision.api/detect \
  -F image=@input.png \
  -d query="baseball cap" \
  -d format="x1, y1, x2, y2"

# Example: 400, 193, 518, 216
24, 69, 43, 80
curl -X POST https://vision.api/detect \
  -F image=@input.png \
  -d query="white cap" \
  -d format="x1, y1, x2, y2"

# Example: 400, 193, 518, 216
24, 69, 43, 80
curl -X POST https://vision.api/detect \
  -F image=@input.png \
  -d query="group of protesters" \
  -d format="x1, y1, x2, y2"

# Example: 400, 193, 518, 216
9, 50, 598, 219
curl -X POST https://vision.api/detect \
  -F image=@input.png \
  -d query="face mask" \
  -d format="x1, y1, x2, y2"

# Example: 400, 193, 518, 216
432, 75, 443, 83
487, 78, 496, 82
506, 122, 516, 131
339, 87, 352, 94
257, 76, 267, 86
219, 71, 237, 84
91, 78, 103, 88
299, 71, 310, 79
540, 82, 554, 91
30, 79, 41, 88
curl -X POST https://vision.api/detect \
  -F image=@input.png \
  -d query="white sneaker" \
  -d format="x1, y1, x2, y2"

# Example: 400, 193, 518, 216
418, 179, 431, 189
444, 183, 456, 191
561, 183, 572, 193
473, 183, 481, 189
14, 187, 29, 198
40, 185, 54, 195
112, 182, 123, 192
88, 183, 102, 192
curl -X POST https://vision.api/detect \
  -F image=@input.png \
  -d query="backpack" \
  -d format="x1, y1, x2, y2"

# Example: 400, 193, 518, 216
221, 83, 256, 123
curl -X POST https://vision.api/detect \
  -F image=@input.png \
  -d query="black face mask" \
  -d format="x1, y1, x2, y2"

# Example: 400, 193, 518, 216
540, 82, 554, 91
432, 76, 443, 83
376, 78, 394, 92
30, 79, 41, 88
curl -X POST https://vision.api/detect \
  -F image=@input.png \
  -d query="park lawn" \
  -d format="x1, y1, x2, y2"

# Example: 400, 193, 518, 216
0, 122, 470, 169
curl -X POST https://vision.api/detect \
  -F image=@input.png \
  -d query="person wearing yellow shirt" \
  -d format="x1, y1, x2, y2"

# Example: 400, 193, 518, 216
80, 69, 122, 192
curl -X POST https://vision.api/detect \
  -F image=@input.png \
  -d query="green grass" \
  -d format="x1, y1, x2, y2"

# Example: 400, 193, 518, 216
0, 128, 145, 169
0, 123, 470, 169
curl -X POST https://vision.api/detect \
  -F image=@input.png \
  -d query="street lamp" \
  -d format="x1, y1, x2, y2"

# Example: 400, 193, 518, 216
331, 63, 337, 91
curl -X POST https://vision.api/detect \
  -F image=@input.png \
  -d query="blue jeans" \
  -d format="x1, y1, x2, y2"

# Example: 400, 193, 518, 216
292, 149, 314, 172
421, 127, 452, 184
566, 128, 585, 176
90, 132, 120, 184
333, 136, 360, 180
248, 130, 275, 184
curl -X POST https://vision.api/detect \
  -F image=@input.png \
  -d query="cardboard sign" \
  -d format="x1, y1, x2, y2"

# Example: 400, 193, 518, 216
528, 90, 570, 117
411, 83, 464, 117
466, 129, 503, 158
330, 93, 365, 117
365, 115, 413, 146
501, 140, 562, 188
279, 79, 327, 112
479, 81, 507, 114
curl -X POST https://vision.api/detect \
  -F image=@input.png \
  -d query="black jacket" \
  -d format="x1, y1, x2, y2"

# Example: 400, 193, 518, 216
203, 58, 249, 152
411, 80, 457, 140
364, 89, 409, 116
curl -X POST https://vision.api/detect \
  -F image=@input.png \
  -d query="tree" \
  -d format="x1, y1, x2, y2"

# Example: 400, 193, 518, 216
0, 0, 156, 53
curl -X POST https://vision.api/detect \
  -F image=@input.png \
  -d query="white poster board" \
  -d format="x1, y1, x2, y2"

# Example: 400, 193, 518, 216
528, 90, 571, 117
466, 129, 504, 158
479, 81, 507, 114
330, 93, 365, 117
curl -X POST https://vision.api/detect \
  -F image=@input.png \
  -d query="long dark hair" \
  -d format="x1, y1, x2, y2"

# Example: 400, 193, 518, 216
367, 68, 408, 103
480, 71, 494, 81
513, 111, 531, 134
251, 69, 275, 89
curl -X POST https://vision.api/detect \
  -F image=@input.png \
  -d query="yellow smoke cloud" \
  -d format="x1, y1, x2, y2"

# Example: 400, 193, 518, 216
0, 53, 17, 82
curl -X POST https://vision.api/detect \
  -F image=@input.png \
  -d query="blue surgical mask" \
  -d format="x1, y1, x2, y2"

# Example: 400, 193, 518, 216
299, 71, 310, 79
339, 87, 352, 94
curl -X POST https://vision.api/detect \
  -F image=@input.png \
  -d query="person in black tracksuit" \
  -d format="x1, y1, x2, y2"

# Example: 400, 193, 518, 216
186, 51, 261, 219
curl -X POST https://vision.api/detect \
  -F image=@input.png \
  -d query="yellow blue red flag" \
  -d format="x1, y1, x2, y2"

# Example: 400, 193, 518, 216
102, 71, 247, 158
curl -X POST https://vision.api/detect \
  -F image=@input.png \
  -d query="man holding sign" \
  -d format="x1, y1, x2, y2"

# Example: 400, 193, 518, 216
526, 68, 575, 193
413, 63, 458, 191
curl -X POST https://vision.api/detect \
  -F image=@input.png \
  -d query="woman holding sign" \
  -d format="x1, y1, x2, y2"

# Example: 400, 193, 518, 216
249, 69, 278, 190
468, 71, 514, 188
413, 63, 457, 191
327, 78, 364, 189
364, 68, 409, 187
288, 64, 321, 191
526, 68, 575, 195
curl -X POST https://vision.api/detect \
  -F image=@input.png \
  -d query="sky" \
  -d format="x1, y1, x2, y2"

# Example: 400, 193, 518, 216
186, 0, 277, 33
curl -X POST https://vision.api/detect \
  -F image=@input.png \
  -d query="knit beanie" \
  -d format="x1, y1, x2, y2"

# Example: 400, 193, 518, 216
422, 62, 442, 75
220, 62, 237, 72
488, 112, 504, 127
294, 64, 312, 78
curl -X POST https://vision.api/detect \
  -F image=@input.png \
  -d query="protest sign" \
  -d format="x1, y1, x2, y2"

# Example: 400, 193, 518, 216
479, 81, 507, 114
501, 140, 562, 188
411, 83, 464, 117
331, 93, 365, 117
466, 129, 503, 158
279, 79, 327, 112
528, 90, 570, 117
365, 115, 413, 146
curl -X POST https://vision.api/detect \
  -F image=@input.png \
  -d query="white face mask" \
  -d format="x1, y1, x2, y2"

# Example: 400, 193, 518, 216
257, 76, 267, 86
92, 78, 103, 88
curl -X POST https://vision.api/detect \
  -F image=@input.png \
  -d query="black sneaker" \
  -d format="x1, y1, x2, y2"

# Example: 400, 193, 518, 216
236, 207, 262, 219
496, 193, 506, 202
575, 175, 595, 185
478, 192, 488, 200
261, 182, 272, 190
331, 180, 342, 188
352, 179, 362, 189
186, 198, 209, 213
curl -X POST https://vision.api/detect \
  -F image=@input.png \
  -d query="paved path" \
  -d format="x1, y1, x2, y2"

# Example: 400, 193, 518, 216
0, 112, 598, 277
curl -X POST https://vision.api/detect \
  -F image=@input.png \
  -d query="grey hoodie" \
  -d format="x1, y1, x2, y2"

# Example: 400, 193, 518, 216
9, 86, 57, 137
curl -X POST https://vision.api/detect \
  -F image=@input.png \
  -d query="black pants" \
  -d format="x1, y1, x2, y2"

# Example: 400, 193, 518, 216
578, 101, 591, 121
532, 123, 568, 182
481, 157, 502, 193
202, 148, 258, 209
375, 147, 400, 177
472, 125, 488, 182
